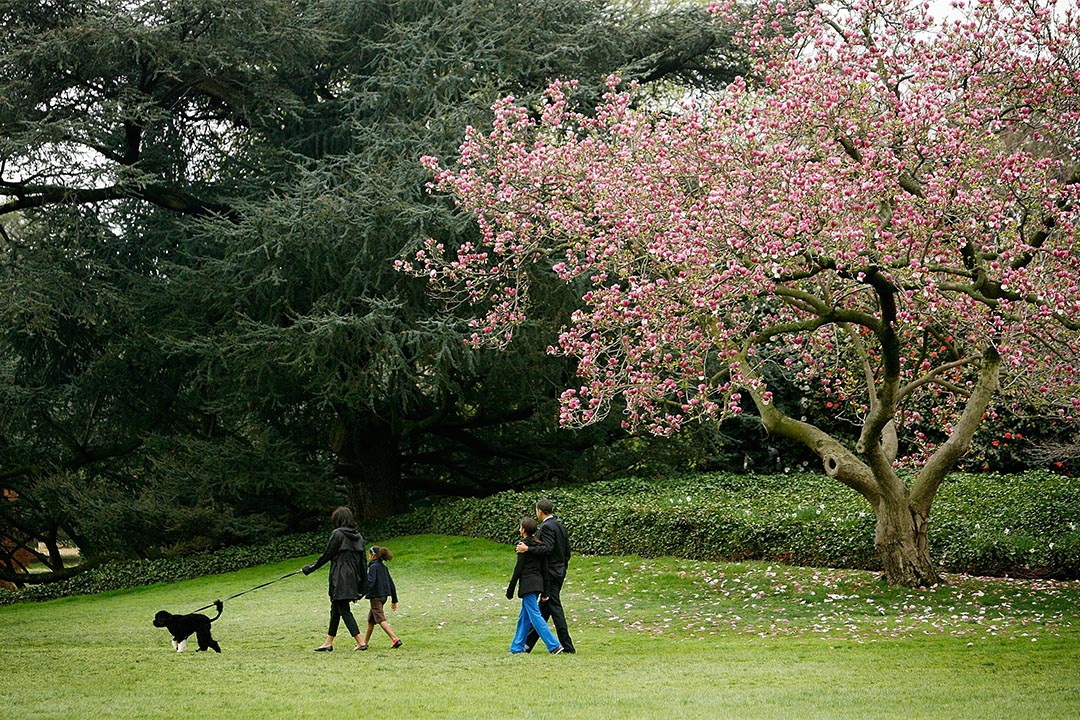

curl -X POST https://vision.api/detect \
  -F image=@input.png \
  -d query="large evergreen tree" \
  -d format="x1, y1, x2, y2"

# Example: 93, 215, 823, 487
166, 0, 747, 518
0, 0, 743, 575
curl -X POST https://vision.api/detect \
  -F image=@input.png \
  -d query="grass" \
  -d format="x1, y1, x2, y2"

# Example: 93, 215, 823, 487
2, 533, 1078, 719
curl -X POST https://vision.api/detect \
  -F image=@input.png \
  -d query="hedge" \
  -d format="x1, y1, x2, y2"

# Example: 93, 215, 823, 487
3, 470, 1077, 606
365, 470, 1079, 578
0, 532, 323, 606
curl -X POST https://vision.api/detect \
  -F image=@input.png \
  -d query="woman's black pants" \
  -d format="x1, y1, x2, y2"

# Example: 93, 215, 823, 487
328, 599, 360, 637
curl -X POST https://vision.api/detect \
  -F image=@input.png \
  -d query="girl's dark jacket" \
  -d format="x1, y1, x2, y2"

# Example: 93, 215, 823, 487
506, 536, 550, 599
303, 527, 367, 601
366, 559, 398, 603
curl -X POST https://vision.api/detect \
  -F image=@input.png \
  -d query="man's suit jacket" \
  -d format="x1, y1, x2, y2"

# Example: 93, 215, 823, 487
530, 515, 571, 579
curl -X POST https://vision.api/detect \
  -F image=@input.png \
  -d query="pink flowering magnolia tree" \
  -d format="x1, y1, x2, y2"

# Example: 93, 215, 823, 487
405, 0, 1080, 586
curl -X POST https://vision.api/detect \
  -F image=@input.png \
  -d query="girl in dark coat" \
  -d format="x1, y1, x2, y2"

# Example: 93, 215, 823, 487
357, 545, 402, 650
506, 517, 563, 654
302, 506, 367, 651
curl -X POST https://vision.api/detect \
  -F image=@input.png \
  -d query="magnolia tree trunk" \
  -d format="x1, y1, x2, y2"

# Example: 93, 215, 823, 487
742, 348, 1001, 588
873, 487, 940, 586
812, 449, 944, 586
823, 449, 942, 586
332, 415, 408, 520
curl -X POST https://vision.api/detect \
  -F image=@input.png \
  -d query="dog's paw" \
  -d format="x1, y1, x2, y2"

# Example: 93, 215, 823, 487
171, 640, 178, 651
177, 640, 187, 652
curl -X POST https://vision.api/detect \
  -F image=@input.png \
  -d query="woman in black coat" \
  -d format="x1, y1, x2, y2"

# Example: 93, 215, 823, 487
302, 506, 368, 651
506, 517, 564, 654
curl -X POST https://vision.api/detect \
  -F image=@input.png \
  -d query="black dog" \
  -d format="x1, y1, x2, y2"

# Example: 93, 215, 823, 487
153, 600, 223, 652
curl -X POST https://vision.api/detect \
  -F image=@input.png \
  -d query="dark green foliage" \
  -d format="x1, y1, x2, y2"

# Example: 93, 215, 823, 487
6, 470, 1077, 605
1, 0, 750, 561
155, 0, 749, 515
959, 408, 1080, 474
0, 0, 748, 570
0, 531, 323, 606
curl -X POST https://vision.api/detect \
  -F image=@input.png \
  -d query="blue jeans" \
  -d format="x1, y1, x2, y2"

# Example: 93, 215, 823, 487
510, 593, 560, 653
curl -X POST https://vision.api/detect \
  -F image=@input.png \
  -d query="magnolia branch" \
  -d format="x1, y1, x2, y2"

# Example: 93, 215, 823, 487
843, 324, 898, 462
735, 353, 881, 504
912, 346, 1002, 512
897, 356, 979, 402
772, 284, 883, 332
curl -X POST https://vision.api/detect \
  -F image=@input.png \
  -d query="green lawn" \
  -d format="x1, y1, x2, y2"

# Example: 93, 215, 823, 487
2, 534, 1078, 719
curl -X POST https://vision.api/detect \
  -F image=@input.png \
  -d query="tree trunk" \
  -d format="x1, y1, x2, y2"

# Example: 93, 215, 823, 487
873, 488, 941, 586
737, 346, 1001, 588
332, 416, 408, 520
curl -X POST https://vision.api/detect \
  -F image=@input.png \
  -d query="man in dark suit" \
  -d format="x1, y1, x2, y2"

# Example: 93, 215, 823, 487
515, 498, 575, 653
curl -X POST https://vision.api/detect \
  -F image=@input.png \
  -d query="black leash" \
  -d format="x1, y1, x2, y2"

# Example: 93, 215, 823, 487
192, 569, 304, 613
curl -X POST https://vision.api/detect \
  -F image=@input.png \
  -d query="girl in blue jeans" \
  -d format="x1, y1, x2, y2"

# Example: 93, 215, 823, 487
506, 517, 563, 654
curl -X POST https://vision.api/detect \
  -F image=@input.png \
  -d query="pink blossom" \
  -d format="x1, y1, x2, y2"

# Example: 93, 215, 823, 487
404, 0, 1080, 454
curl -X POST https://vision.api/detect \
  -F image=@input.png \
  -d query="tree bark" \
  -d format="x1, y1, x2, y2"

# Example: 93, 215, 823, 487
873, 485, 941, 586
737, 353, 948, 587
332, 415, 408, 520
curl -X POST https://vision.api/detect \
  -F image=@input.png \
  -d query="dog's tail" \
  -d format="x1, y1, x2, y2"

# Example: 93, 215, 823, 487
209, 599, 224, 623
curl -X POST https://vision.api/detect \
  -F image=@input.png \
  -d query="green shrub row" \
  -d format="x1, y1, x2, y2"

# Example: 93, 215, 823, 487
4, 470, 1077, 606
368, 470, 1080, 579
0, 531, 324, 607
